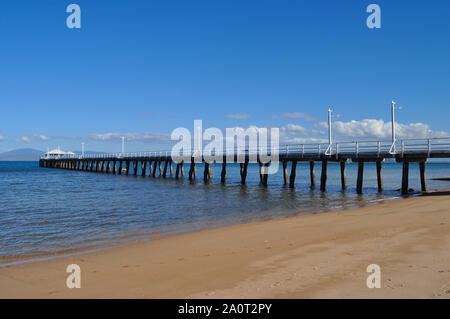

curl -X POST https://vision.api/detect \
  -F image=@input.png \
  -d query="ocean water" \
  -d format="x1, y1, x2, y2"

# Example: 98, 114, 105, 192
1, 161, 449, 262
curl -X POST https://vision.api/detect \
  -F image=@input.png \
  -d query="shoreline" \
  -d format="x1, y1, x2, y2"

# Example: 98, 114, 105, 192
1, 189, 449, 298
0, 191, 406, 268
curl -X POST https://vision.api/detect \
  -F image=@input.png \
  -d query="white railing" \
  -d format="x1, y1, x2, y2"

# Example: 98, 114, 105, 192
40, 137, 450, 160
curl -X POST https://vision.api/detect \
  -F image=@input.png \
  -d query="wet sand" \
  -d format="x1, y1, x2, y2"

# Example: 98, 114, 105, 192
0, 190, 450, 298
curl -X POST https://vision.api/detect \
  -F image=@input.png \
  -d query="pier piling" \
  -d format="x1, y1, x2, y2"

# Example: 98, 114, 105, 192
320, 160, 327, 192
357, 161, 364, 194
258, 161, 263, 183
282, 161, 288, 185
340, 161, 347, 190
204, 162, 212, 182
309, 161, 316, 189
401, 161, 410, 195
118, 161, 123, 175
189, 159, 196, 180
261, 162, 270, 186
376, 161, 383, 192
420, 161, 427, 192
133, 161, 138, 176
141, 161, 147, 176
163, 161, 168, 178
289, 161, 297, 188
221, 160, 226, 183
240, 161, 248, 185
175, 163, 180, 179
180, 161, 185, 177
151, 161, 156, 177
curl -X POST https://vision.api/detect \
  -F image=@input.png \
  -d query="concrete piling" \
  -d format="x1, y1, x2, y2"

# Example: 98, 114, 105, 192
141, 161, 147, 176
282, 161, 288, 186
240, 161, 248, 185
289, 161, 297, 188
163, 161, 168, 178
221, 160, 226, 183
118, 161, 123, 175
175, 163, 180, 179
204, 162, 212, 182
189, 159, 196, 180
376, 160, 383, 192
340, 161, 347, 190
158, 161, 163, 176
262, 163, 270, 186
401, 161, 409, 195
180, 161, 185, 177
133, 161, 138, 176
151, 161, 156, 177
309, 161, 316, 189
420, 161, 427, 192
320, 160, 327, 192
356, 161, 364, 194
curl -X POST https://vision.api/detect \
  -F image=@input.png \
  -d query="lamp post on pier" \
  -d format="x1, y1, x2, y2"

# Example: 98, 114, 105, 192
389, 101, 402, 154
325, 108, 333, 155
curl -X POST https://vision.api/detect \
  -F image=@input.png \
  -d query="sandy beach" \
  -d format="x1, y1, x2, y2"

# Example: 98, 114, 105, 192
0, 190, 449, 299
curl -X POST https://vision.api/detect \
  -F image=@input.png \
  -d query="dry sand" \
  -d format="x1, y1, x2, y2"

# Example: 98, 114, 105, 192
1, 190, 450, 299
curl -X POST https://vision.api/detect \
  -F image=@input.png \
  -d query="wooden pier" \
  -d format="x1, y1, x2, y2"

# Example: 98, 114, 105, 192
39, 138, 450, 195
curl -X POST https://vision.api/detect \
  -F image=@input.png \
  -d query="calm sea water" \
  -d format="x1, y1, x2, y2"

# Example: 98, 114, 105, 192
1, 161, 449, 262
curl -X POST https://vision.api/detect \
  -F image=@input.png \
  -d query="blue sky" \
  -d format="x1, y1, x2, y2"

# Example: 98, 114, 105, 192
0, 0, 449, 153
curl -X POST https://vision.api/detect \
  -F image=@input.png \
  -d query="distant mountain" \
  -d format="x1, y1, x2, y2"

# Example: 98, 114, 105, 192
0, 148, 44, 161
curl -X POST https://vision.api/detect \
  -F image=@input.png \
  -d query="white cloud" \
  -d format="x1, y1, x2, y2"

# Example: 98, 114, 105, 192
227, 125, 267, 133
87, 132, 170, 143
282, 137, 328, 144
34, 135, 49, 141
272, 112, 316, 121
227, 114, 251, 119
0, 135, 4, 141
280, 124, 325, 137
320, 119, 449, 139
20, 135, 49, 143
21, 136, 30, 143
